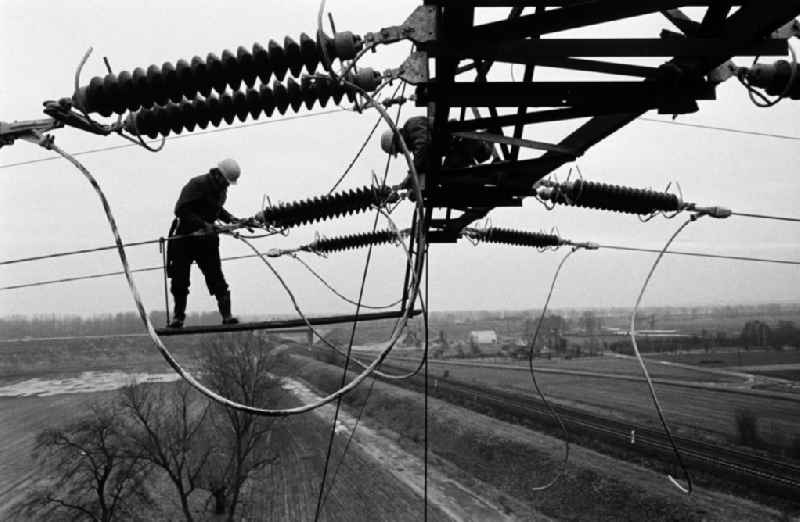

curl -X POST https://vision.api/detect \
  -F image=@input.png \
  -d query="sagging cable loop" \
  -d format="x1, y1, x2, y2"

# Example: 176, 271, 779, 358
525, 246, 582, 491
35, 75, 426, 415
629, 215, 700, 494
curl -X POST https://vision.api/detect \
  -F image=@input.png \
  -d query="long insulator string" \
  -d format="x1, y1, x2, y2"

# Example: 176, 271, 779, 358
124, 72, 377, 139
537, 179, 681, 215
75, 32, 362, 116
474, 228, 562, 248
257, 185, 394, 229
304, 229, 399, 254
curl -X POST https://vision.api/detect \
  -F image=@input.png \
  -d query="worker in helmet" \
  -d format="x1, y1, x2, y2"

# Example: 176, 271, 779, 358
166, 158, 245, 328
380, 116, 493, 189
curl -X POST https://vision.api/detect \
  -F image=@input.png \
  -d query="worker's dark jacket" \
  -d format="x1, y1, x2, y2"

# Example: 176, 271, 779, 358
167, 170, 234, 297
174, 171, 234, 234
399, 116, 493, 175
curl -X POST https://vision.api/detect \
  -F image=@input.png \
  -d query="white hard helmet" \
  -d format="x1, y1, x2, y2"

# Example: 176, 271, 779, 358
380, 130, 397, 156
217, 158, 241, 185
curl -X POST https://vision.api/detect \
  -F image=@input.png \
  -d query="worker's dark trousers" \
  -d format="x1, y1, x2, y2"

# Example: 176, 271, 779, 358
168, 235, 229, 305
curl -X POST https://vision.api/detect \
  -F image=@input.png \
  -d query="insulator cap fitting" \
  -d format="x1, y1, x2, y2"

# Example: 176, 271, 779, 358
74, 31, 364, 116
255, 185, 394, 229
746, 60, 800, 99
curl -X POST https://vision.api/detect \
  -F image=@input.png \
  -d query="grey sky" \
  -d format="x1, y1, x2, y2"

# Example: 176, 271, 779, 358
1, 1, 798, 318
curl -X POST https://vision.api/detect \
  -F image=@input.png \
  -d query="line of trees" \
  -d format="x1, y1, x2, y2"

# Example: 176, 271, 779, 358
11, 333, 282, 521
740, 320, 800, 348
0, 312, 220, 339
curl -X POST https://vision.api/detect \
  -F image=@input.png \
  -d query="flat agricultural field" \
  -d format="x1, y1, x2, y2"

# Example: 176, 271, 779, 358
389, 358, 800, 448
647, 349, 800, 369
0, 392, 107, 519
415, 355, 742, 382
0, 383, 450, 521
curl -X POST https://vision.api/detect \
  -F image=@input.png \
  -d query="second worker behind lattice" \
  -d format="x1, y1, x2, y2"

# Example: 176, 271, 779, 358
166, 158, 249, 328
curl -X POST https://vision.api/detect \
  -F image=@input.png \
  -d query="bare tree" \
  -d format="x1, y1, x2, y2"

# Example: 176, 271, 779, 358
198, 333, 280, 521
119, 382, 211, 522
11, 402, 152, 522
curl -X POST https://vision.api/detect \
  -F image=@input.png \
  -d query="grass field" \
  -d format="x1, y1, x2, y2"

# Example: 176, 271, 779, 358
648, 349, 800, 368
0, 393, 112, 519
292, 356, 794, 521
383, 357, 800, 451
410, 354, 743, 382
0, 379, 449, 521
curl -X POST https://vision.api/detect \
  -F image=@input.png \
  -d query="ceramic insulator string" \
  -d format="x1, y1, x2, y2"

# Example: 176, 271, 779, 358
305, 230, 398, 254
474, 228, 563, 248
256, 185, 395, 229
538, 179, 682, 215
124, 72, 379, 138
74, 32, 363, 116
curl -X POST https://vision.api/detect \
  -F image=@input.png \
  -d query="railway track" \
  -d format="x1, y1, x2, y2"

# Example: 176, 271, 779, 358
373, 360, 800, 498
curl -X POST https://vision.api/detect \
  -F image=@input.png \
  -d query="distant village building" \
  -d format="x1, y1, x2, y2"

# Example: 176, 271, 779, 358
468, 330, 501, 357
469, 330, 498, 345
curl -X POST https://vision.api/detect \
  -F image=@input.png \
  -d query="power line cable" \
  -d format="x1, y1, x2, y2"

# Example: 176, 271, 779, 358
423, 247, 430, 521
0, 109, 346, 170
638, 117, 800, 141
730, 211, 800, 223
326, 82, 403, 194
4, 242, 797, 293
0, 231, 227, 266
312, 202, 379, 522
593, 244, 800, 265
315, 88, 408, 516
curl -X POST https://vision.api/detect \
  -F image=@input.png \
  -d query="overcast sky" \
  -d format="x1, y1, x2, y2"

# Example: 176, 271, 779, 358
1, 1, 798, 319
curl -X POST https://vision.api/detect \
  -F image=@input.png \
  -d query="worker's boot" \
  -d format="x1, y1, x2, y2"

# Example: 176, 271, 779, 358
217, 292, 239, 325
168, 294, 187, 328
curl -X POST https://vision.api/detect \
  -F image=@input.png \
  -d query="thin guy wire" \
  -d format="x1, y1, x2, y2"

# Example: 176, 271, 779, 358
326, 82, 403, 194
423, 246, 430, 521
594, 244, 800, 265
316, 88, 409, 515
730, 211, 800, 223
0, 109, 346, 170
638, 118, 800, 141
0, 228, 256, 266
313, 203, 381, 522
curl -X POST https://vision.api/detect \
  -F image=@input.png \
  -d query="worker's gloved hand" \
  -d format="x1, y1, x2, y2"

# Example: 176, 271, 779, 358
202, 222, 217, 235
232, 217, 259, 232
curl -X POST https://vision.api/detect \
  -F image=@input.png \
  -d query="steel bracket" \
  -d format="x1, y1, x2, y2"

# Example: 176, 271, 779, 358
772, 19, 800, 39
386, 51, 429, 85
364, 6, 437, 46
